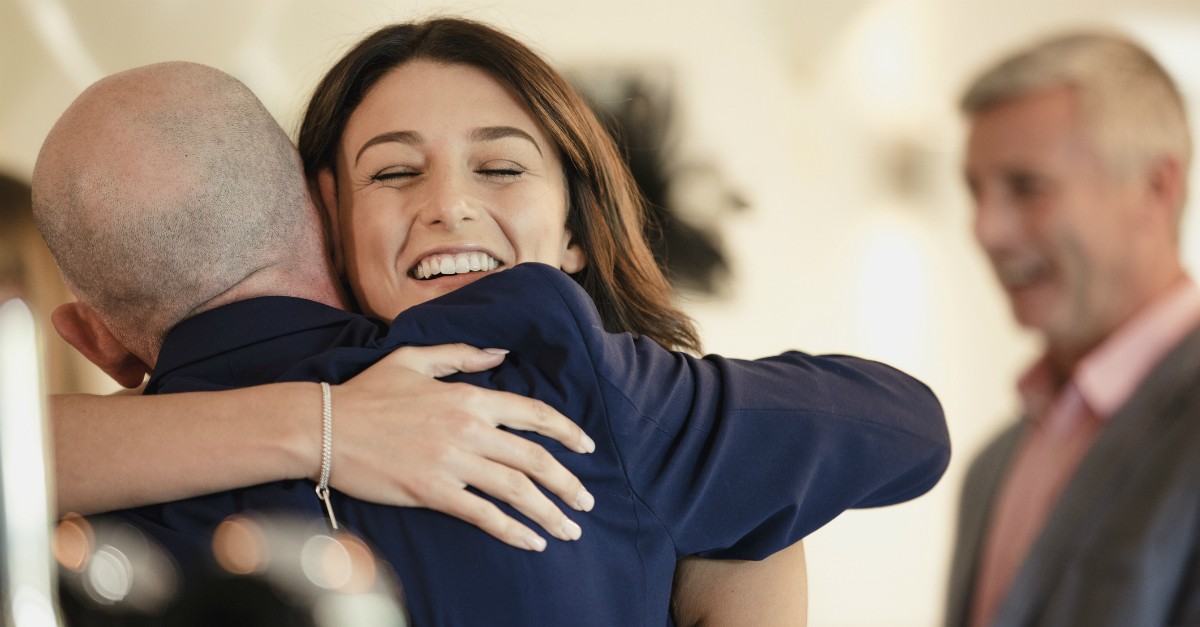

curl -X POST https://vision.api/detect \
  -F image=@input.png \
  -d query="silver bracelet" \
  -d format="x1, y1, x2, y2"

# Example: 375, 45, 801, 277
315, 381, 338, 530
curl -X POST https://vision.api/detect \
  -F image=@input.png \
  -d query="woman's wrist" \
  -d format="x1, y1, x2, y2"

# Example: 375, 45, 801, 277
247, 381, 323, 482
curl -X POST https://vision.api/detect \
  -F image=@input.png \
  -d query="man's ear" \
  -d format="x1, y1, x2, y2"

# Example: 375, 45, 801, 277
1146, 154, 1186, 229
316, 169, 346, 275
561, 231, 587, 274
51, 302, 150, 389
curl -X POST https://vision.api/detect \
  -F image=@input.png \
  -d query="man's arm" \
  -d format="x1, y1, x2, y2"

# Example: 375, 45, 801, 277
488, 265, 949, 557
602, 342, 949, 559
673, 542, 808, 627
52, 344, 594, 551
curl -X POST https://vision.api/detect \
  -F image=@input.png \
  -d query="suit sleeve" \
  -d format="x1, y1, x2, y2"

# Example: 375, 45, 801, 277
1167, 520, 1200, 625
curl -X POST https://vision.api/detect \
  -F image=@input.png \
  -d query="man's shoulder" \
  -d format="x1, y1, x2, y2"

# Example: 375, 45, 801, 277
167, 296, 363, 346
1124, 321, 1200, 417
384, 264, 603, 349
433, 263, 594, 313
964, 420, 1024, 483
1156, 321, 1200, 379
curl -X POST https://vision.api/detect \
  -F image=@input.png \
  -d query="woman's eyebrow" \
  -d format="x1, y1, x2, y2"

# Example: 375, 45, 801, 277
470, 126, 542, 156
355, 130, 422, 165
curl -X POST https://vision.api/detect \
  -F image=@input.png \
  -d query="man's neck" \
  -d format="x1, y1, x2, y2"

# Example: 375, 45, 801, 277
143, 265, 348, 369
192, 265, 348, 320
1045, 267, 1189, 387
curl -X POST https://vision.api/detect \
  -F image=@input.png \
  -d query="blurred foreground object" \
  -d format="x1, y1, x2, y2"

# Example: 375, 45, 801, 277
55, 512, 408, 627
1, 173, 103, 395
54, 516, 178, 625
0, 298, 65, 626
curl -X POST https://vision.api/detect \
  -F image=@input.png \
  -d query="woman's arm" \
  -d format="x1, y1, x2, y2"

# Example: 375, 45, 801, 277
53, 344, 595, 550
53, 382, 312, 514
673, 542, 808, 627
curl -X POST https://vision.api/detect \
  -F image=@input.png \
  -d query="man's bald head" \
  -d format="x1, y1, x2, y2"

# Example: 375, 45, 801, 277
33, 62, 322, 362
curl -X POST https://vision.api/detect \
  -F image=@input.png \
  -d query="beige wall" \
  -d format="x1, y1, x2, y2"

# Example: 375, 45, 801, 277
3, 1, 1199, 624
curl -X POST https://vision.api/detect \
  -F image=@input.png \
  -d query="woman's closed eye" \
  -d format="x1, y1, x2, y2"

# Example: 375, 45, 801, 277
367, 165, 424, 184
477, 160, 528, 182
371, 168, 419, 183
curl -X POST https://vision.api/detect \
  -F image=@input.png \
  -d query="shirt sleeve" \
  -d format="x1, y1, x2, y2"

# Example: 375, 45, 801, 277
531, 267, 950, 560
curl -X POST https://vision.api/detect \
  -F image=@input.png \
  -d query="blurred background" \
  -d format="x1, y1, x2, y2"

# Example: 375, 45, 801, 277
3, 1, 1199, 625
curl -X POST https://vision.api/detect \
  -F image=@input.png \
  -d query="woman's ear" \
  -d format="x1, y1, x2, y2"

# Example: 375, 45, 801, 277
51, 302, 150, 389
316, 168, 346, 275
561, 231, 587, 274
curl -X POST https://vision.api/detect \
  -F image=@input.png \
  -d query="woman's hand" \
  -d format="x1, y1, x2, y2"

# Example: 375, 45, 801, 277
327, 344, 596, 552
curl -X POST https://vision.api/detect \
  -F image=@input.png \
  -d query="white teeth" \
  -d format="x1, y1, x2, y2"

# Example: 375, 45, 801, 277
414, 252, 501, 280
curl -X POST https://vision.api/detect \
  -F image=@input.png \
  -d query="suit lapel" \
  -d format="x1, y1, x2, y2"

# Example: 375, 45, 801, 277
994, 323, 1200, 626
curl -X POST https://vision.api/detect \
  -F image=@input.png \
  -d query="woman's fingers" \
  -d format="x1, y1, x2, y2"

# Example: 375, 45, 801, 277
330, 344, 598, 550
454, 452, 585, 544
512, 397, 597, 454
376, 346, 596, 452
466, 421, 596, 514
379, 343, 506, 378
426, 482, 549, 552
453, 384, 596, 455
385, 345, 597, 451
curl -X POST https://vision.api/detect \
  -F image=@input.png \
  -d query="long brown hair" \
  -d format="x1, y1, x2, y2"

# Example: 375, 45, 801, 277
298, 17, 700, 352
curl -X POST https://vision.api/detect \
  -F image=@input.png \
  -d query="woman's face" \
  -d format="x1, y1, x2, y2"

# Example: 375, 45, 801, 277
320, 60, 586, 319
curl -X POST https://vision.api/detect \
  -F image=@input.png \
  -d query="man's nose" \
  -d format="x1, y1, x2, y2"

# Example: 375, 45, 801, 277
972, 189, 1021, 254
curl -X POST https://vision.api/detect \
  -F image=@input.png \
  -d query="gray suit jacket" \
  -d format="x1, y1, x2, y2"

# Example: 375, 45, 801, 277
945, 323, 1200, 627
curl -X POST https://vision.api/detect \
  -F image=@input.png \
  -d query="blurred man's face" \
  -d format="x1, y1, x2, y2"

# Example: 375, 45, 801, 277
964, 86, 1145, 358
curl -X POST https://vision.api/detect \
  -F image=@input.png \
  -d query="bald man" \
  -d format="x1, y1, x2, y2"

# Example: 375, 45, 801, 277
34, 62, 948, 626
36, 62, 596, 553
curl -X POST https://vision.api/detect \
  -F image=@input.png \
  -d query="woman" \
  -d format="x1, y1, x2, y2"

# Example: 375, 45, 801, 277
297, 21, 817, 622
295, 17, 939, 625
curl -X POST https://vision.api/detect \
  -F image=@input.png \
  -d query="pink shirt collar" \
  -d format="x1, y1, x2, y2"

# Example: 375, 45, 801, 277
1018, 277, 1200, 423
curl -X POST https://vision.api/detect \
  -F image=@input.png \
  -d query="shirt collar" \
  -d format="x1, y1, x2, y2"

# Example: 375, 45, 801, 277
148, 296, 359, 392
1019, 276, 1200, 422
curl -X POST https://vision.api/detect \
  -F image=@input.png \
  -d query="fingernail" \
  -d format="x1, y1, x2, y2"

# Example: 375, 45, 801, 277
483, 348, 510, 355
580, 433, 596, 454
575, 488, 595, 512
562, 518, 582, 541
525, 532, 547, 552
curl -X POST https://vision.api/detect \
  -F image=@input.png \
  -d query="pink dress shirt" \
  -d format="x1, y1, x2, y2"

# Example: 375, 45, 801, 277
968, 277, 1200, 627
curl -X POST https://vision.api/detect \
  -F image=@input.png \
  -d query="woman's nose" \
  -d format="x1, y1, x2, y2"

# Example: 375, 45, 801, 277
417, 169, 478, 230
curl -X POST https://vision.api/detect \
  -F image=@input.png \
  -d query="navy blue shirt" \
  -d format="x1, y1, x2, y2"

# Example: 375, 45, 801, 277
119, 263, 949, 626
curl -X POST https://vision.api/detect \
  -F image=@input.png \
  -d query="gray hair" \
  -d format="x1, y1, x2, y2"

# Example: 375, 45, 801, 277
32, 62, 313, 356
961, 31, 1191, 186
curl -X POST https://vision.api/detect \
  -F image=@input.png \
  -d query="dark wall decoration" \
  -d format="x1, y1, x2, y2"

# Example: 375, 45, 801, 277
570, 66, 746, 297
